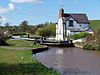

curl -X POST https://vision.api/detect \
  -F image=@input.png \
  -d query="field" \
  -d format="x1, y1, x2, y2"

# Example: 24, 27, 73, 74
0, 40, 59, 75
90, 20, 100, 31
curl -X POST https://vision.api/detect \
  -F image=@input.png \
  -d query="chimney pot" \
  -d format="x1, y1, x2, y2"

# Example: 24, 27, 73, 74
59, 8, 64, 18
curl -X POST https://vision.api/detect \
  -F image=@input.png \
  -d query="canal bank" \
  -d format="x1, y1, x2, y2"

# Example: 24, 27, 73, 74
74, 43, 84, 48
32, 45, 48, 54
74, 42, 100, 51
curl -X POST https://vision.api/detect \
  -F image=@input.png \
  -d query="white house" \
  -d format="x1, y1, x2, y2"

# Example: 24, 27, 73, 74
56, 8, 93, 41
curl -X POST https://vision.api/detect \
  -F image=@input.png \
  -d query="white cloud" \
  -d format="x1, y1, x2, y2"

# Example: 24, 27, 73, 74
0, 16, 7, 21
0, 16, 7, 26
0, 17, 6, 20
11, 0, 43, 3
9, 3, 15, 10
0, 7, 8, 13
0, 3, 15, 13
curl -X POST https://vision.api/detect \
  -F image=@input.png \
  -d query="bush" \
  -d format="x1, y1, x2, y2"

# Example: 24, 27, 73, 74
36, 22, 56, 37
0, 39, 8, 46
36, 24, 56, 37
71, 32, 90, 40
36, 27, 51, 37
12, 33, 26, 36
83, 44, 95, 50
83, 44, 100, 50
95, 45, 100, 50
3, 36, 12, 40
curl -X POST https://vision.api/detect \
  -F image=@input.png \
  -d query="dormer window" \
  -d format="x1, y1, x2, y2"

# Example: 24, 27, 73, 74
69, 20, 74, 27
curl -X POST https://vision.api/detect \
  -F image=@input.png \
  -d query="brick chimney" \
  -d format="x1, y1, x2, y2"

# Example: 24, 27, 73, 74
59, 8, 64, 18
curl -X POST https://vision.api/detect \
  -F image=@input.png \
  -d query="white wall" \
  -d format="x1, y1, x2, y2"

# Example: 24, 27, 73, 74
66, 18, 89, 30
66, 18, 80, 29
79, 24, 89, 30
70, 32, 80, 35
65, 17, 90, 35
66, 30, 71, 36
56, 18, 64, 41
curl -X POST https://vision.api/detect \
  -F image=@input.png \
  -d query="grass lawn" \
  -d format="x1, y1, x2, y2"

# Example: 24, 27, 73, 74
0, 40, 59, 75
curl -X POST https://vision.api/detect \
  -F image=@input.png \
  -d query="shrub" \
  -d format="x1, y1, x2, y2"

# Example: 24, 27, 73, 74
3, 36, 12, 40
71, 32, 90, 40
83, 44, 95, 50
0, 39, 8, 46
95, 45, 100, 50
83, 44, 100, 50
12, 33, 26, 36
36, 23, 56, 37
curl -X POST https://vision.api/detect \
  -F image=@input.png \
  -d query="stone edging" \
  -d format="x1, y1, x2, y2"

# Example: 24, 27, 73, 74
74, 44, 83, 48
32, 45, 48, 54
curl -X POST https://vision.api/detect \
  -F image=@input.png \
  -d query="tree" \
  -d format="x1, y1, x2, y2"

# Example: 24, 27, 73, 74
5, 22, 10, 30
46, 23, 56, 36
19, 21, 29, 32
36, 22, 56, 37
28, 26, 37, 34
36, 27, 51, 37
0, 31, 4, 39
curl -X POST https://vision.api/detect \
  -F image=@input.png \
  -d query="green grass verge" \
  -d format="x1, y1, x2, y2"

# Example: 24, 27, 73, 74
0, 40, 59, 75
6, 40, 43, 48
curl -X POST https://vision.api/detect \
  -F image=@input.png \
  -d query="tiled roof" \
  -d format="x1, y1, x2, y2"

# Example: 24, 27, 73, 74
64, 14, 89, 24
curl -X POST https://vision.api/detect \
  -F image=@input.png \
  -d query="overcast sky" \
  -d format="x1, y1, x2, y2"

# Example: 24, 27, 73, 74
0, 0, 100, 25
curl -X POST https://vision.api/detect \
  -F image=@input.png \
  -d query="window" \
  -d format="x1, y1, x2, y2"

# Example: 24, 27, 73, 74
69, 20, 74, 27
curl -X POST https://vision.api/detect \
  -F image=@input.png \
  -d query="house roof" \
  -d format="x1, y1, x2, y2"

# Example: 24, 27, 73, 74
64, 14, 89, 24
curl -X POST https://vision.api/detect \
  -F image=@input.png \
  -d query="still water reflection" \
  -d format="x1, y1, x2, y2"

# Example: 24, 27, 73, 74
33, 47, 100, 75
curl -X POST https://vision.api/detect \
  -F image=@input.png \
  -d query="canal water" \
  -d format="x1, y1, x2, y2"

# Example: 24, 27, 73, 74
33, 47, 100, 75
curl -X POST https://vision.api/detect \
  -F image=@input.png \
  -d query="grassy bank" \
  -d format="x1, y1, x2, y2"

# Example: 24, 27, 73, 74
0, 40, 59, 75
74, 20, 100, 50
75, 42, 100, 51
90, 20, 100, 31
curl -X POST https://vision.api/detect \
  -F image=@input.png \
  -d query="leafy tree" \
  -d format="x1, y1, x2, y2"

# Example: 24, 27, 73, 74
5, 22, 10, 31
0, 31, 4, 39
36, 27, 50, 37
36, 22, 56, 37
19, 21, 29, 32
5, 22, 10, 27
28, 26, 37, 34
46, 23, 56, 36
4, 22, 14, 35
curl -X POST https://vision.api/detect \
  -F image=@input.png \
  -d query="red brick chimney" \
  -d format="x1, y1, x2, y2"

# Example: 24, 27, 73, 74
59, 8, 64, 18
